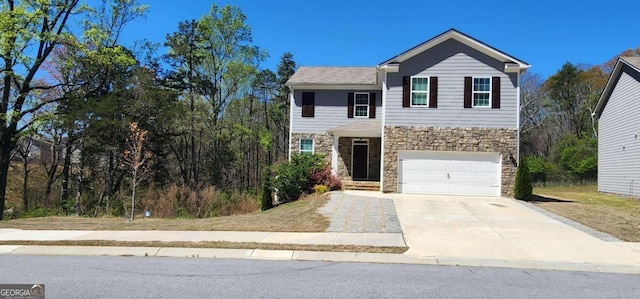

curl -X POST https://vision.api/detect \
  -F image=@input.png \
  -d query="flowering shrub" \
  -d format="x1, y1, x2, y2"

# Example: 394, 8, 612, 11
313, 184, 328, 194
272, 153, 341, 203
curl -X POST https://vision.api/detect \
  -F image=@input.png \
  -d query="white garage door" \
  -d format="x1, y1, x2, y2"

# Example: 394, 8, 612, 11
398, 151, 501, 196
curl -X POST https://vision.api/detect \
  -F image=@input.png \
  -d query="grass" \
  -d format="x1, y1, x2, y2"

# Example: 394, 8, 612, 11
533, 185, 640, 242
0, 193, 331, 232
0, 240, 408, 254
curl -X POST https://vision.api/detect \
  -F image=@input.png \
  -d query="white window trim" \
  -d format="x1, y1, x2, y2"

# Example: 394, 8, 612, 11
472, 76, 491, 108
410, 76, 429, 107
299, 139, 314, 154
354, 92, 369, 118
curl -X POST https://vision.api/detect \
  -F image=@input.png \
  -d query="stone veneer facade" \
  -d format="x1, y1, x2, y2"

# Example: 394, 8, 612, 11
290, 133, 382, 182
337, 137, 381, 181
290, 133, 333, 162
382, 126, 518, 196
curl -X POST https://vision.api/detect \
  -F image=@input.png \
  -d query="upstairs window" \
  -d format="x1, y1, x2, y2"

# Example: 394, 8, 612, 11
473, 77, 491, 107
302, 92, 315, 117
299, 139, 314, 154
411, 76, 429, 106
354, 93, 369, 117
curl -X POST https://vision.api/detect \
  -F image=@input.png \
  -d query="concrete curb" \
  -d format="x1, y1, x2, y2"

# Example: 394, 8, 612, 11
0, 229, 407, 248
3, 245, 640, 275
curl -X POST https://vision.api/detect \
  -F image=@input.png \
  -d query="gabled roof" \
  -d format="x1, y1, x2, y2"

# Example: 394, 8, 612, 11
378, 28, 530, 70
286, 66, 377, 86
595, 57, 640, 117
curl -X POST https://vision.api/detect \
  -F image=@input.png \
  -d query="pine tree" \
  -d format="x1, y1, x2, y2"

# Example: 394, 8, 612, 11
514, 158, 533, 201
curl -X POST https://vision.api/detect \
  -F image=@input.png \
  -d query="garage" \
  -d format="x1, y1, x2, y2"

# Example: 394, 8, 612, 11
398, 151, 501, 196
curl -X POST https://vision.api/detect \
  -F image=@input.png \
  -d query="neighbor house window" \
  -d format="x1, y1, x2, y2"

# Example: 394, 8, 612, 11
411, 76, 429, 106
354, 93, 369, 117
299, 139, 314, 154
473, 77, 491, 107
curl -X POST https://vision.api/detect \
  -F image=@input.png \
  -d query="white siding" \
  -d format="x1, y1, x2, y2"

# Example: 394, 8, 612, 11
291, 90, 381, 133
385, 39, 518, 128
598, 69, 640, 197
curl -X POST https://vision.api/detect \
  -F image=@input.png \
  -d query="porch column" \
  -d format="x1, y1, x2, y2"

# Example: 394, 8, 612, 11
331, 135, 339, 176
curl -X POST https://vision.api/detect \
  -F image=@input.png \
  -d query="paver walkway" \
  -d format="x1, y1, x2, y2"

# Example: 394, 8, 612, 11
319, 191, 401, 233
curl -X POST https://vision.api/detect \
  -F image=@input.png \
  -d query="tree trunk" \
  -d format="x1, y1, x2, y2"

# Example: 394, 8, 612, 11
0, 147, 10, 220
61, 140, 73, 201
130, 174, 136, 221
22, 159, 29, 212
45, 163, 58, 202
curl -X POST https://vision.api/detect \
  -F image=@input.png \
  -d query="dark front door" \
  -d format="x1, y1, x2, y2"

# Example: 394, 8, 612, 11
352, 143, 368, 180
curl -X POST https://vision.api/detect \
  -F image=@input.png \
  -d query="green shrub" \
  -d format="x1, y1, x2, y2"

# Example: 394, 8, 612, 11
313, 184, 328, 194
527, 156, 550, 185
261, 168, 274, 211
21, 207, 60, 218
272, 153, 325, 203
514, 158, 533, 201
550, 135, 598, 182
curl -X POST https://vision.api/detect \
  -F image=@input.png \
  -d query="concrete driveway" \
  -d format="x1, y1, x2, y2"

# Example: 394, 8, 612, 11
345, 191, 640, 268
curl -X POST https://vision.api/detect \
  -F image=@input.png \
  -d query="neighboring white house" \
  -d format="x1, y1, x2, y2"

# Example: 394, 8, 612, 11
286, 29, 530, 197
595, 57, 640, 197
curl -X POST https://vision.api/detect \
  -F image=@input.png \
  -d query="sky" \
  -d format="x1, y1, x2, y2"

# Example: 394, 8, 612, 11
117, 0, 640, 79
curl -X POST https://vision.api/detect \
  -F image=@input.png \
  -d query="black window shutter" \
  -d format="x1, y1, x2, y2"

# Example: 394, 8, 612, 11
464, 77, 472, 108
402, 76, 410, 107
302, 92, 315, 117
369, 92, 376, 118
347, 92, 354, 118
492, 77, 501, 109
429, 77, 438, 108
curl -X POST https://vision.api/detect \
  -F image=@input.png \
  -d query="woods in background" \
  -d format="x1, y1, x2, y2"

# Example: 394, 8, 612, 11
519, 51, 640, 184
1, 1, 295, 218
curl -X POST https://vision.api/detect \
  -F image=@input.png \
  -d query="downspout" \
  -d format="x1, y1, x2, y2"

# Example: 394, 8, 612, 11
516, 70, 521, 164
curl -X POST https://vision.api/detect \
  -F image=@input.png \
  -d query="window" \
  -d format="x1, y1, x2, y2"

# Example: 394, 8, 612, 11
411, 76, 429, 106
354, 93, 369, 117
299, 139, 313, 154
473, 77, 491, 107
302, 92, 315, 117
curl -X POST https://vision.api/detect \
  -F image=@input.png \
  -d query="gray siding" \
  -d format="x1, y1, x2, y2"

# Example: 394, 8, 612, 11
291, 90, 381, 133
385, 39, 518, 128
598, 68, 640, 197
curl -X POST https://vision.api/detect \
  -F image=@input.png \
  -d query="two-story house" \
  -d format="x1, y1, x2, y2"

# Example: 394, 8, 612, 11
286, 29, 530, 197
595, 57, 640, 198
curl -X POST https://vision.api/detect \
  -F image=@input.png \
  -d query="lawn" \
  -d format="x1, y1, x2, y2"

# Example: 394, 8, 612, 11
0, 193, 331, 232
532, 185, 640, 242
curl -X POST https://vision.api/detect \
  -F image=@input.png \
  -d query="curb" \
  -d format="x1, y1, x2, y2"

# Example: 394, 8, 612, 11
3, 245, 640, 275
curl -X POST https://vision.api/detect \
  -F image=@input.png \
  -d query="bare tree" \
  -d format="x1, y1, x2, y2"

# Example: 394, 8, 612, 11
121, 122, 153, 221
15, 134, 37, 211
520, 72, 546, 134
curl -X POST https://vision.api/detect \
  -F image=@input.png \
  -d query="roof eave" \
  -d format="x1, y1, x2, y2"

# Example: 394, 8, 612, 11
285, 83, 380, 90
595, 58, 640, 117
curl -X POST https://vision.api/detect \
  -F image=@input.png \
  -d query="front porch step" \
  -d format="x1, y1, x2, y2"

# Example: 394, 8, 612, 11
342, 180, 380, 191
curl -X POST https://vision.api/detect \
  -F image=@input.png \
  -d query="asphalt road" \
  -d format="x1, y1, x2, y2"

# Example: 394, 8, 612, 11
1, 255, 639, 298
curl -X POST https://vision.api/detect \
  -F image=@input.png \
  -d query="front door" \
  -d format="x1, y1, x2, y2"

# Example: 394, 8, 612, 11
352, 141, 368, 180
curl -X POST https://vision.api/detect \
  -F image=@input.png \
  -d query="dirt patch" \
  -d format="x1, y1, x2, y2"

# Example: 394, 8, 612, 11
532, 186, 640, 242
0, 193, 331, 232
